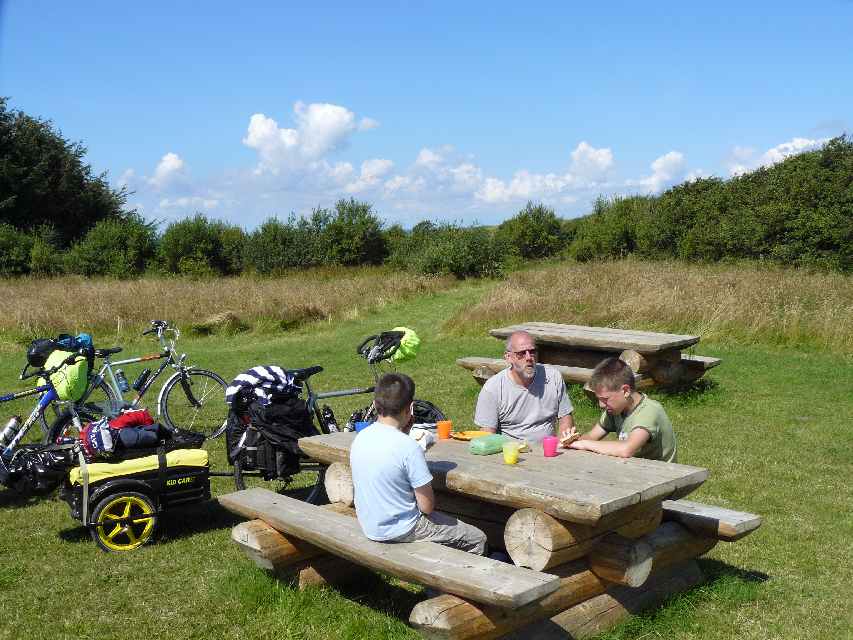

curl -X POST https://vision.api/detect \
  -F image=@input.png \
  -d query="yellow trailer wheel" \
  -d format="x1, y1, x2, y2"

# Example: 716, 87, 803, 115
91, 491, 157, 552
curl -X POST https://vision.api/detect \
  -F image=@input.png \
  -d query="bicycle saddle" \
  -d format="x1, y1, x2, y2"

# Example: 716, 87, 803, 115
94, 347, 123, 357
286, 365, 323, 382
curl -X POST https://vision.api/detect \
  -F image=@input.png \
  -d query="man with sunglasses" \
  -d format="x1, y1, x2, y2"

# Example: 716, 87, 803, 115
473, 330, 575, 444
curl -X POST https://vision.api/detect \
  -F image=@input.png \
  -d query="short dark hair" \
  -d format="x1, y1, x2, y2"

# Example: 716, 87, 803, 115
374, 373, 415, 417
589, 357, 636, 391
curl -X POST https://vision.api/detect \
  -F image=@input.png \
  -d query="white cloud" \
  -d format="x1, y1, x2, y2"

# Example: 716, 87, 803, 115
242, 102, 377, 174
149, 152, 185, 188
569, 141, 614, 180
345, 158, 394, 193
726, 136, 828, 176
415, 148, 444, 169
158, 196, 220, 210
627, 151, 686, 194
359, 117, 380, 131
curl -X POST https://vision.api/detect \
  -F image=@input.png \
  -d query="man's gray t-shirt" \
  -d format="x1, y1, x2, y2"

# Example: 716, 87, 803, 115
474, 364, 573, 443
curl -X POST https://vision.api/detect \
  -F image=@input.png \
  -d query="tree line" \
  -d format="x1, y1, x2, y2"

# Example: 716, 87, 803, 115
2, 97, 850, 278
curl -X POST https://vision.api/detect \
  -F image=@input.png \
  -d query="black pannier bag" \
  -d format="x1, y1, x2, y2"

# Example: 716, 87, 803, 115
226, 392, 315, 478
0, 443, 77, 495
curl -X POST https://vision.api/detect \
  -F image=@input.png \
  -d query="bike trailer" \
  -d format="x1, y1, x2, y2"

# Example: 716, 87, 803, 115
60, 448, 210, 552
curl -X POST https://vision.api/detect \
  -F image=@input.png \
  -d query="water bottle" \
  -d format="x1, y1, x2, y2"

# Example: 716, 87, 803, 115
132, 368, 151, 392
0, 416, 23, 448
115, 369, 130, 393
321, 405, 339, 433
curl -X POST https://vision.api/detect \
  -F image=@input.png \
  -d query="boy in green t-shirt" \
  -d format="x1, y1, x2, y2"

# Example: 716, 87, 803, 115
566, 357, 677, 462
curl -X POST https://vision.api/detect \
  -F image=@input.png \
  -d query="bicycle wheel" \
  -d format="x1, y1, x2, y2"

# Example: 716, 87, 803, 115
158, 369, 227, 437
233, 455, 328, 505
413, 399, 445, 423
39, 380, 120, 438
44, 391, 118, 444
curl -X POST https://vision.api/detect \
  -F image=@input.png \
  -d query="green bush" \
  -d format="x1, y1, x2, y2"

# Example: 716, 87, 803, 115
0, 223, 34, 275
64, 216, 156, 277
245, 211, 327, 274
405, 224, 507, 279
158, 214, 239, 276
497, 201, 564, 259
321, 198, 387, 266
567, 136, 853, 272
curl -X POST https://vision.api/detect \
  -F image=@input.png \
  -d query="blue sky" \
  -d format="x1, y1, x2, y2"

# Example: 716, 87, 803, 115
1, 1, 850, 229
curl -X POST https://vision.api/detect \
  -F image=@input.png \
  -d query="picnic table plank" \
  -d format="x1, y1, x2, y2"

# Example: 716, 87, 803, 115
489, 322, 700, 353
219, 488, 560, 609
298, 433, 707, 526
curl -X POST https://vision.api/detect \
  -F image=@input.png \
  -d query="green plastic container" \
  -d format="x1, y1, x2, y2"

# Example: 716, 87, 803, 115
468, 434, 509, 455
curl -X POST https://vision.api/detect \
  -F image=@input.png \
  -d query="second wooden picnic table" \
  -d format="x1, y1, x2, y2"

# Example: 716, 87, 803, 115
458, 321, 721, 389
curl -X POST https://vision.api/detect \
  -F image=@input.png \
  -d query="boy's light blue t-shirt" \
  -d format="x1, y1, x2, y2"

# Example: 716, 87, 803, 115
349, 422, 433, 541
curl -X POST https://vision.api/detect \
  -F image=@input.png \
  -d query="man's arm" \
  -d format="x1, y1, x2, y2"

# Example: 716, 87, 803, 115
557, 413, 576, 439
413, 482, 434, 514
473, 386, 499, 433
569, 427, 650, 458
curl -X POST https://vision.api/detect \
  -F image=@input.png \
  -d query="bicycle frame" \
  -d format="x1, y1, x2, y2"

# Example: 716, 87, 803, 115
1, 384, 57, 459
88, 350, 173, 409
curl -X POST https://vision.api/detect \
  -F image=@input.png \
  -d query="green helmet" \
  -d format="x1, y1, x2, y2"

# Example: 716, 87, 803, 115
390, 326, 420, 363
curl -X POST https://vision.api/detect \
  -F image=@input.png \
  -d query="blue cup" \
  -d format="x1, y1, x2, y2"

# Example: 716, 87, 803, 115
354, 421, 371, 432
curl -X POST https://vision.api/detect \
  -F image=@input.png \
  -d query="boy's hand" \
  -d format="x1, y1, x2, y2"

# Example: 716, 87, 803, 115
559, 424, 578, 440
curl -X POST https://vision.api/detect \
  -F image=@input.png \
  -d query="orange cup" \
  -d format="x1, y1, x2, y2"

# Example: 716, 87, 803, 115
436, 420, 452, 439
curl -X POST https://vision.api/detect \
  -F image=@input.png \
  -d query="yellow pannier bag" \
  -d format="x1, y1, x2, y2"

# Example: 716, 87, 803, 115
38, 350, 89, 401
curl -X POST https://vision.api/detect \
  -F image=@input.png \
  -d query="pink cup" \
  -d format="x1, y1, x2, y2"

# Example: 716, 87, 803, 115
542, 436, 559, 457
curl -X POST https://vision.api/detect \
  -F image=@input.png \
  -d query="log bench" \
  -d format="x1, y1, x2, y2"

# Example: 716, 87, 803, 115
219, 487, 561, 609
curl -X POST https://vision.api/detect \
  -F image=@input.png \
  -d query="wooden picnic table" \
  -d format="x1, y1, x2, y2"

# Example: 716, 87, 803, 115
299, 432, 708, 527
458, 321, 720, 389
219, 432, 762, 639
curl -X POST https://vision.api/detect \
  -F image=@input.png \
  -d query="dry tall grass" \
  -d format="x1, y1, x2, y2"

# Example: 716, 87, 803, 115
0, 268, 454, 345
445, 259, 853, 352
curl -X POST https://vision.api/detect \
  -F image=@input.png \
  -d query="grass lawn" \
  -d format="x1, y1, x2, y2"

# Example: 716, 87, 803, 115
1, 276, 851, 640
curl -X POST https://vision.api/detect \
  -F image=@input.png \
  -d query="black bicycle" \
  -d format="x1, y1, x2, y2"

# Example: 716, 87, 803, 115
229, 330, 445, 503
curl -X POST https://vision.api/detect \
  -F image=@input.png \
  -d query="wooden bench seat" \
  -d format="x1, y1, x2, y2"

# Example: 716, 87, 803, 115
662, 499, 762, 541
456, 355, 718, 387
456, 357, 652, 386
219, 488, 561, 609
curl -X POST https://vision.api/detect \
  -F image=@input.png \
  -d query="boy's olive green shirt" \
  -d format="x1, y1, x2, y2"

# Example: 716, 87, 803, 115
599, 394, 677, 462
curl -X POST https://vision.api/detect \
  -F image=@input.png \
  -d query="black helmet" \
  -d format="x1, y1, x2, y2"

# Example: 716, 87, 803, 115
26, 338, 57, 368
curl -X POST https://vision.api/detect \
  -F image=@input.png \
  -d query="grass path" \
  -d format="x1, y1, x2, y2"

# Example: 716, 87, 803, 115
1, 278, 851, 639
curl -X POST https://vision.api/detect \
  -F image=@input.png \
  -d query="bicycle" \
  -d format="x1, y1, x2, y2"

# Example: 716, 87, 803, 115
229, 330, 445, 503
1, 351, 93, 484
45, 320, 227, 444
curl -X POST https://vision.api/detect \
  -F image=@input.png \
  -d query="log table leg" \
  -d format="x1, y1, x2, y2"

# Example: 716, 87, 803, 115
504, 502, 663, 571
503, 560, 706, 640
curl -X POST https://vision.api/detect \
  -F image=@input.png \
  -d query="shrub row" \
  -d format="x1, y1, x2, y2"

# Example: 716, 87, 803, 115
1, 198, 570, 280
569, 136, 853, 272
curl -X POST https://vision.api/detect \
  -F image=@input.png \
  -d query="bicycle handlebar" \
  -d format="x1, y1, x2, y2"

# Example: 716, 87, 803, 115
357, 330, 406, 364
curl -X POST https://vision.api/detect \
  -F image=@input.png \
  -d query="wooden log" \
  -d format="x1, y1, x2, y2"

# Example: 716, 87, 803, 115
231, 503, 358, 574
615, 502, 663, 538
324, 462, 354, 506
647, 521, 717, 573
505, 560, 705, 640
588, 520, 716, 587
587, 533, 654, 587
409, 560, 609, 640
232, 519, 323, 571
619, 349, 649, 374
219, 488, 560, 609
663, 499, 761, 541
280, 554, 372, 589
504, 502, 662, 571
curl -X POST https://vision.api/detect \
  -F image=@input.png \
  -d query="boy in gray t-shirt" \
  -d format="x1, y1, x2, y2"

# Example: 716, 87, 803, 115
567, 357, 677, 462
474, 331, 575, 444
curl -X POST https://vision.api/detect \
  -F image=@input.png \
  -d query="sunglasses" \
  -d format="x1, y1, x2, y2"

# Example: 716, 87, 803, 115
508, 348, 537, 357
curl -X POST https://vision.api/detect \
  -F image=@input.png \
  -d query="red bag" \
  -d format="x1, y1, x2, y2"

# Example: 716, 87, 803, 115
108, 409, 155, 429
